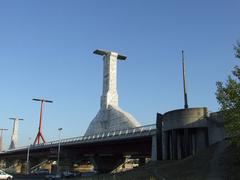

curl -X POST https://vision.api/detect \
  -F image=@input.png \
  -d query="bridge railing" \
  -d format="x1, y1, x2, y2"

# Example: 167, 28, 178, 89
38, 124, 156, 147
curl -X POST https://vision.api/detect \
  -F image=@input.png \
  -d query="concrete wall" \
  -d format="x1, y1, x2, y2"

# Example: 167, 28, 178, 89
195, 128, 208, 152
156, 108, 226, 161
208, 112, 226, 145
151, 135, 157, 161
160, 108, 209, 160
162, 108, 208, 131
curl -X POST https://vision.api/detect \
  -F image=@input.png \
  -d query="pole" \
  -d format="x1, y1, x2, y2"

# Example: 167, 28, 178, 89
182, 50, 189, 109
26, 137, 31, 174
33, 98, 53, 144
38, 100, 44, 144
57, 128, 62, 174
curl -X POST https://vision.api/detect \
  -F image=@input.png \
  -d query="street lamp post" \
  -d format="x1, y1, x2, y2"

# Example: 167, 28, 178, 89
26, 137, 31, 174
57, 128, 62, 174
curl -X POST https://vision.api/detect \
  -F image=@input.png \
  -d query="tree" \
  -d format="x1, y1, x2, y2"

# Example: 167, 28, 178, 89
216, 42, 240, 148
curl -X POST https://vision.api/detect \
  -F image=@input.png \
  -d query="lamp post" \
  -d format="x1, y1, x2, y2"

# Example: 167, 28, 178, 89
26, 137, 31, 174
57, 128, 62, 174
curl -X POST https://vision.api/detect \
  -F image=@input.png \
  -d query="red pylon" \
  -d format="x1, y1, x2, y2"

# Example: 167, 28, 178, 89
33, 98, 53, 144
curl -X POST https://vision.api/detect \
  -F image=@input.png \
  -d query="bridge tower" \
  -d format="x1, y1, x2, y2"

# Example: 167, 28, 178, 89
33, 98, 53, 144
0, 128, 8, 151
9, 117, 24, 149
85, 49, 140, 136
84, 49, 141, 173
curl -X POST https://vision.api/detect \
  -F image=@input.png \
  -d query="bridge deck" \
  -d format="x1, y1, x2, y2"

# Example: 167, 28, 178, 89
0, 124, 156, 158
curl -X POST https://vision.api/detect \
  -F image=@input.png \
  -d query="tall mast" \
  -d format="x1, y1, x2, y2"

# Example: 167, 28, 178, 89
33, 98, 53, 144
182, 50, 189, 109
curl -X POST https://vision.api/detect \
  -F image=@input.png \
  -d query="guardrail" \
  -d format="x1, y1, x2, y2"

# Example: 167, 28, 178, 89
3, 124, 156, 152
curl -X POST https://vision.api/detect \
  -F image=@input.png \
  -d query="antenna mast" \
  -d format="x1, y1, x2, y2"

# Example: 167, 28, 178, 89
182, 50, 189, 109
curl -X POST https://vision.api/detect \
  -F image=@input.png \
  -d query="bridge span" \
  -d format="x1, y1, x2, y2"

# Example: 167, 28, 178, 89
0, 124, 159, 173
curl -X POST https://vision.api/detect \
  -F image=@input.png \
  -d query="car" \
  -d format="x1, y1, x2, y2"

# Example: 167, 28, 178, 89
0, 170, 13, 180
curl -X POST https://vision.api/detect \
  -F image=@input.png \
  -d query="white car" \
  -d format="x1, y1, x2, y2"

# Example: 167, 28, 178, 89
0, 170, 13, 180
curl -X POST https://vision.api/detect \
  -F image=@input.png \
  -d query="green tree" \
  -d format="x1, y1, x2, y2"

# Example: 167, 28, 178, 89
216, 42, 240, 148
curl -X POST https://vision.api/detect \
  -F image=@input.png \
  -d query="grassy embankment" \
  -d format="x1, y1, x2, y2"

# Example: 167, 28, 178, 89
77, 140, 240, 180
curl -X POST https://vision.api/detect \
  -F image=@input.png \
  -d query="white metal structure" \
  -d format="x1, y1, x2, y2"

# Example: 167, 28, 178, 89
85, 50, 140, 136
9, 118, 23, 150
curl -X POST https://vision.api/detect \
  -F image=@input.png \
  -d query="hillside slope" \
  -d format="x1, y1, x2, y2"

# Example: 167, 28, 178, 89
79, 140, 240, 180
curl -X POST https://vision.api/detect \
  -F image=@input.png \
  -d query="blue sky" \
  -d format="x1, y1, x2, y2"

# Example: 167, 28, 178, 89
0, 0, 239, 149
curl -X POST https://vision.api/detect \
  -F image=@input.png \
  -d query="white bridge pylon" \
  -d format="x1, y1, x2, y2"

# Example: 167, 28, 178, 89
9, 117, 23, 150
85, 49, 140, 136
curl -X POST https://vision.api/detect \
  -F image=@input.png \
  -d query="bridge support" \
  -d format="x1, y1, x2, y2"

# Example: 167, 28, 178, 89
156, 113, 164, 160
151, 134, 157, 161
162, 127, 209, 160
92, 154, 125, 173
139, 158, 146, 166
57, 158, 74, 173
4, 159, 22, 173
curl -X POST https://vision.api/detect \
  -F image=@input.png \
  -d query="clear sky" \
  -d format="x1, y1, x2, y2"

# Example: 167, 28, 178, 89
0, 0, 239, 149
